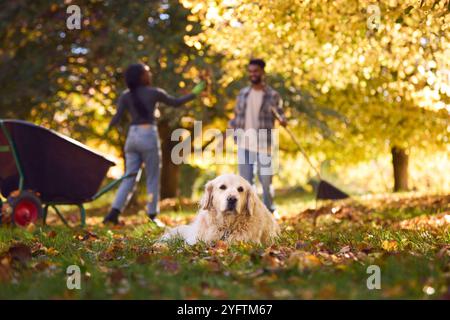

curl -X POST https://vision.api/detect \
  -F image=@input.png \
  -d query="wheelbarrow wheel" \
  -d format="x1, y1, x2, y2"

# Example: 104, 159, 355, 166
9, 191, 42, 227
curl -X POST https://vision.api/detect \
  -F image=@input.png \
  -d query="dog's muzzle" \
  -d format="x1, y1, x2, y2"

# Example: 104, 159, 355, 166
226, 196, 238, 211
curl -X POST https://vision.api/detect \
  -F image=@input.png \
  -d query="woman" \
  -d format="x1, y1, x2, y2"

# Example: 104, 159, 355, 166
103, 63, 205, 225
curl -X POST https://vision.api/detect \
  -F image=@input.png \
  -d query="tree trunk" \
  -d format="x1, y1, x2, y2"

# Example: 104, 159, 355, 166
158, 120, 180, 199
391, 146, 409, 192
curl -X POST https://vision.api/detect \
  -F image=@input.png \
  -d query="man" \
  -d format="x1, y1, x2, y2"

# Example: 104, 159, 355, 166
229, 58, 287, 214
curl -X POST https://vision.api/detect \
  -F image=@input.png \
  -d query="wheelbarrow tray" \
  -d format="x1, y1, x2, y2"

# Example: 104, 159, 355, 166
0, 120, 115, 203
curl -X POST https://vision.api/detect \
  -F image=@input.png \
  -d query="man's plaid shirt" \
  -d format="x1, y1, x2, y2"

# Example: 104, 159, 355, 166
229, 85, 286, 147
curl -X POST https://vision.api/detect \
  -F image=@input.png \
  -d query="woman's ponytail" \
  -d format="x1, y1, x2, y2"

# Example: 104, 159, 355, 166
124, 64, 149, 118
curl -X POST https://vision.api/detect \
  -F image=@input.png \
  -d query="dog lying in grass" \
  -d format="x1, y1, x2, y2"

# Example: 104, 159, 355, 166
160, 174, 279, 245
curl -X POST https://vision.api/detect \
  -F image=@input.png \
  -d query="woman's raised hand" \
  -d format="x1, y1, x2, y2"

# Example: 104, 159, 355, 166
191, 81, 206, 96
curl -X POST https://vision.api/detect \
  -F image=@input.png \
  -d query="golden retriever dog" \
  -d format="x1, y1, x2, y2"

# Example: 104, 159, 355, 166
160, 174, 279, 245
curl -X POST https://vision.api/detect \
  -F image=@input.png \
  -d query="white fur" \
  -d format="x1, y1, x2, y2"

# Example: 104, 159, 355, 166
160, 174, 279, 245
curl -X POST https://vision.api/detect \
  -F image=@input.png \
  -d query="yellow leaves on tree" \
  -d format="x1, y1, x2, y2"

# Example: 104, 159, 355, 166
182, 0, 450, 159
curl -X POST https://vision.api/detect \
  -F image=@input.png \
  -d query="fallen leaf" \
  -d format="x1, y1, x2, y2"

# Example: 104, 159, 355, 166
99, 250, 115, 262
34, 261, 50, 271
46, 247, 59, 256
215, 240, 228, 250
151, 242, 169, 253
262, 254, 282, 269
26, 223, 36, 233
339, 245, 351, 254
75, 231, 99, 241
382, 240, 398, 252
287, 251, 321, 271
47, 230, 57, 238
8, 243, 32, 265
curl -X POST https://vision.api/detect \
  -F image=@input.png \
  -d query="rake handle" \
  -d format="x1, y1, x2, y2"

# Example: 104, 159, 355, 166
271, 107, 322, 179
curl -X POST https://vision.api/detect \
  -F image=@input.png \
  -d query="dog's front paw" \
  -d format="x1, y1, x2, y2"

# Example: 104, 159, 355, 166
185, 237, 198, 246
158, 228, 175, 243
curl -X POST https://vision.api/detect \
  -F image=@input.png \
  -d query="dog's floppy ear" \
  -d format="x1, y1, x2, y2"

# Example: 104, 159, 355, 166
200, 180, 214, 210
245, 187, 257, 216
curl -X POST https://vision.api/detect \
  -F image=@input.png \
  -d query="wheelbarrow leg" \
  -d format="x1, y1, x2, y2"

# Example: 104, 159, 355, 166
78, 204, 86, 227
43, 204, 49, 226
51, 205, 70, 228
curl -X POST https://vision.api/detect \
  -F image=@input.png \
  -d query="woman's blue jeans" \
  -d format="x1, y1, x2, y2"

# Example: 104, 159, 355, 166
112, 125, 161, 215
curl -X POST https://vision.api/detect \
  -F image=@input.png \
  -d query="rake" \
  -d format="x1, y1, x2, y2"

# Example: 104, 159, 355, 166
271, 108, 349, 201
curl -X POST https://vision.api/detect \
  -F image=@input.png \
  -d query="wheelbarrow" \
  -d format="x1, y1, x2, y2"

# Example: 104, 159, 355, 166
0, 119, 135, 227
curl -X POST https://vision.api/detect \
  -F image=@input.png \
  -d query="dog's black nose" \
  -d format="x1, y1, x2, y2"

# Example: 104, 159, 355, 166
226, 196, 237, 210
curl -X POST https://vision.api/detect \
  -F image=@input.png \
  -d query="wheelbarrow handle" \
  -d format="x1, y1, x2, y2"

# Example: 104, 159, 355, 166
91, 171, 140, 201
271, 107, 322, 178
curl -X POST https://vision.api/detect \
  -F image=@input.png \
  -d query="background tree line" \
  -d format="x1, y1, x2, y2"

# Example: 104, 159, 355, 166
1, 0, 448, 197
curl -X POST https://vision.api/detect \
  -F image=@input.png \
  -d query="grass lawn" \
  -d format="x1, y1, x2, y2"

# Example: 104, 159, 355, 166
0, 191, 449, 299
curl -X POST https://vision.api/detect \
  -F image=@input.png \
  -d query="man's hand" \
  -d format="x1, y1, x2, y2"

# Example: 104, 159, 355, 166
271, 106, 288, 127
103, 126, 111, 137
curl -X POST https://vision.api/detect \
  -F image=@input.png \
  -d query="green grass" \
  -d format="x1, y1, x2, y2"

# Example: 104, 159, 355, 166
0, 192, 448, 299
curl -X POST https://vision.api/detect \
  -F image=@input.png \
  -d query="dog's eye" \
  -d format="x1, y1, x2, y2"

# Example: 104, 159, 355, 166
219, 184, 227, 190
237, 186, 244, 192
